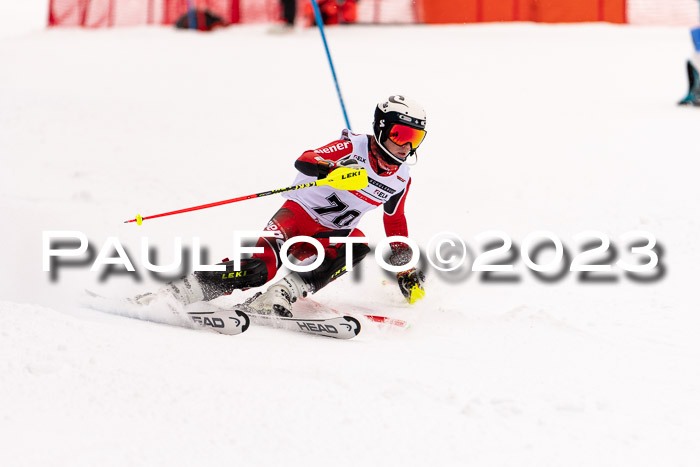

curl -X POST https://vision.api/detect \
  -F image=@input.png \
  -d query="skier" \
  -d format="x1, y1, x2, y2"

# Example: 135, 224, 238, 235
136, 95, 427, 316
678, 25, 700, 106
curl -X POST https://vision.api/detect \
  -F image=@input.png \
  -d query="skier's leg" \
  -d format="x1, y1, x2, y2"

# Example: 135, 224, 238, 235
243, 201, 322, 316
299, 228, 370, 293
247, 228, 369, 316
133, 203, 303, 306
193, 257, 269, 299
679, 59, 700, 106
282, 0, 296, 25
189, 203, 306, 302
133, 256, 269, 306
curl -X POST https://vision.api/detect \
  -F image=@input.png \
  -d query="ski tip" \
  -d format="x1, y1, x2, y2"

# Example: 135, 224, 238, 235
236, 310, 250, 333
342, 316, 361, 336
363, 314, 408, 328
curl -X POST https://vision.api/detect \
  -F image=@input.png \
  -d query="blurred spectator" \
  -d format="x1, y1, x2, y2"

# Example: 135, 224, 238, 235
269, 0, 296, 33
271, 1, 358, 33
305, 0, 358, 26
174, 9, 225, 31
281, 0, 296, 27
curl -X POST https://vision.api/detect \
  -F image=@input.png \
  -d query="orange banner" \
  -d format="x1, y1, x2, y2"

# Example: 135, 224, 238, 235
421, 0, 626, 24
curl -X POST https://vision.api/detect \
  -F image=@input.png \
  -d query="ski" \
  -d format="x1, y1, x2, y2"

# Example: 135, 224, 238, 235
233, 303, 361, 339
85, 290, 363, 338
287, 297, 408, 329
250, 314, 361, 339
187, 309, 250, 336
85, 289, 250, 336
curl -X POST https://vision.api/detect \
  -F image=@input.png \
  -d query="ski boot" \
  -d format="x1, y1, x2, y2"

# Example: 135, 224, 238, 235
678, 60, 700, 107
244, 273, 312, 317
132, 258, 269, 306
132, 275, 206, 306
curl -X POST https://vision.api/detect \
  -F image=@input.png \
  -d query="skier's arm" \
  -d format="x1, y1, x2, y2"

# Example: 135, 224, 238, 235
294, 140, 357, 179
383, 179, 411, 248
383, 179, 426, 304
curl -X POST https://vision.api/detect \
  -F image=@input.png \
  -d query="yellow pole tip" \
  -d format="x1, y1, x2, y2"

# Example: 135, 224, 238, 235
136, 214, 143, 226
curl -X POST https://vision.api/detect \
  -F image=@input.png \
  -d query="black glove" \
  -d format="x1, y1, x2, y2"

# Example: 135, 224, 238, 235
396, 268, 426, 304
317, 157, 362, 179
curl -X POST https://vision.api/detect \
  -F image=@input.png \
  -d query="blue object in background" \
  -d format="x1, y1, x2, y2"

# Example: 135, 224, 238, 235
310, 0, 352, 130
186, 0, 197, 30
692, 27, 700, 52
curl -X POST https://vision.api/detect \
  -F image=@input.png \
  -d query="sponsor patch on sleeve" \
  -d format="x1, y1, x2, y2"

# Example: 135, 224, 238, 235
313, 140, 353, 156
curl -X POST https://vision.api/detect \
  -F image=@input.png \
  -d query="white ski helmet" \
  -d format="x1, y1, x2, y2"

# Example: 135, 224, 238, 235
373, 95, 427, 164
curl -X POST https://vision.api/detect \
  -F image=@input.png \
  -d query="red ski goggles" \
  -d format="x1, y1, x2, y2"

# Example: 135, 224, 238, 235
386, 124, 426, 152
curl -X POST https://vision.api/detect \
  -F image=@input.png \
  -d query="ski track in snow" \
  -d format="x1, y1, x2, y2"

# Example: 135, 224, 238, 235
2, 14, 700, 467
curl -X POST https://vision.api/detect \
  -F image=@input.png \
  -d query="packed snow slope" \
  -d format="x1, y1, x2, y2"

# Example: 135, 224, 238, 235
2, 19, 700, 467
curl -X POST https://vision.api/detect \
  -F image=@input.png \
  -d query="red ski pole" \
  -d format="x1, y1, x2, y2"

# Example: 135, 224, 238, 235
124, 168, 368, 225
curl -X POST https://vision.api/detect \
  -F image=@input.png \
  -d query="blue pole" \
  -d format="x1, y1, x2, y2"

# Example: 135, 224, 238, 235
310, 0, 351, 130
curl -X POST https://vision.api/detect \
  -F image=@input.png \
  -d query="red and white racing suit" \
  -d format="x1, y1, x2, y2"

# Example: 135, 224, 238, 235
251, 130, 412, 284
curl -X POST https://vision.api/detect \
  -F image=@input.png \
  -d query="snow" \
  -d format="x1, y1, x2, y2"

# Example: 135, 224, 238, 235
2, 10, 700, 467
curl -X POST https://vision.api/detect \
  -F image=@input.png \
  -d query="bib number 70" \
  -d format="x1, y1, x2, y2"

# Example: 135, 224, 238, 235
312, 193, 361, 228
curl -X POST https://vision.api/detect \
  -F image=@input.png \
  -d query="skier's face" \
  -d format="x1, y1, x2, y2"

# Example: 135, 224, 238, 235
384, 138, 411, 160
369, 136, 400, 174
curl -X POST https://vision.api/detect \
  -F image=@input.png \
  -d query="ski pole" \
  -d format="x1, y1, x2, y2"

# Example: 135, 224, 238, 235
310, 0, 351, 130
124, 167, 368, 225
